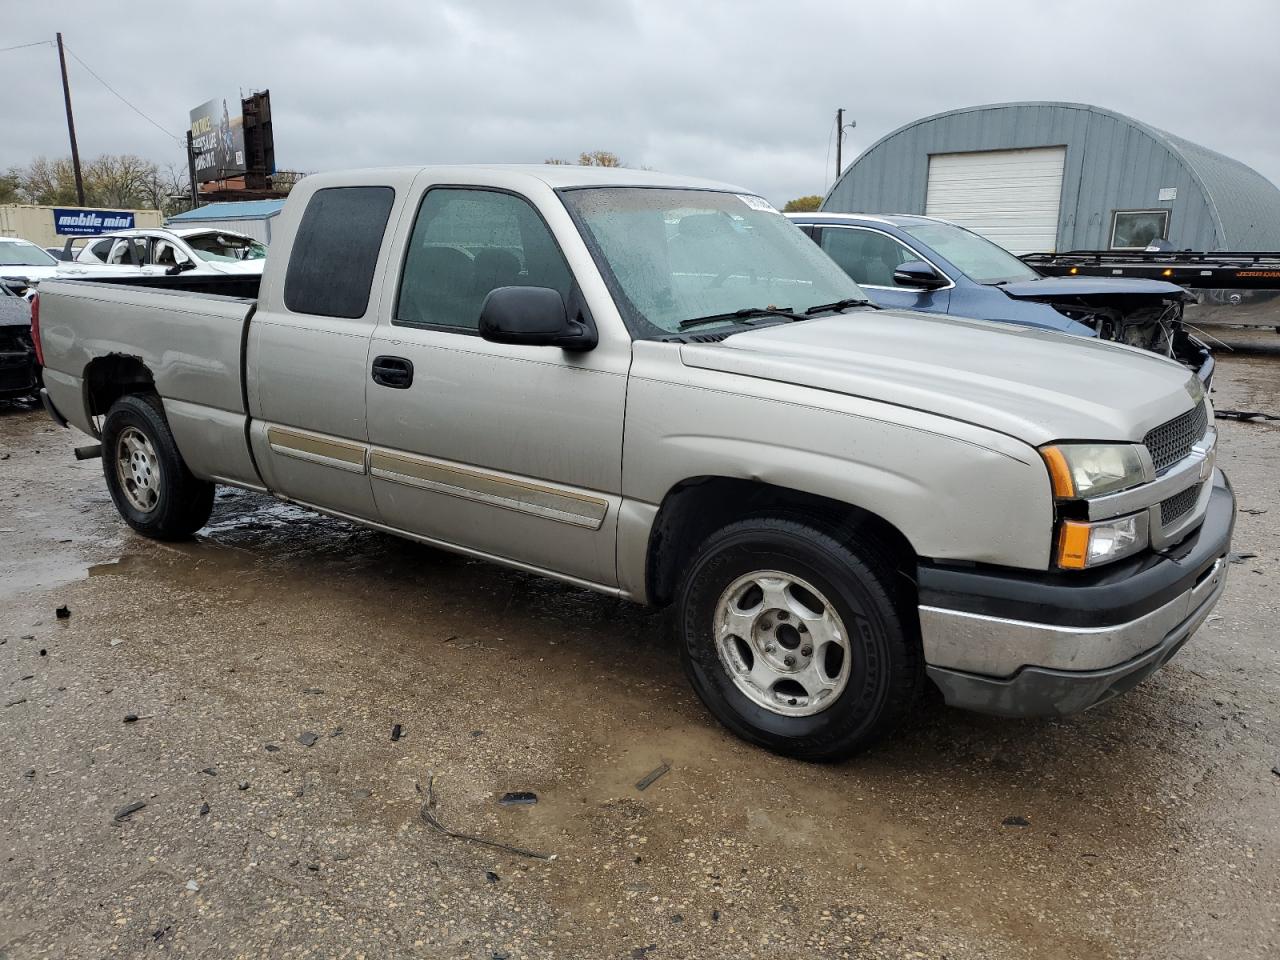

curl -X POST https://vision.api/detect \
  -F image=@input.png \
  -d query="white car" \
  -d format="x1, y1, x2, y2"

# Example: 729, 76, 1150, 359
0, 236, 62, 292
57, 227, 267, 279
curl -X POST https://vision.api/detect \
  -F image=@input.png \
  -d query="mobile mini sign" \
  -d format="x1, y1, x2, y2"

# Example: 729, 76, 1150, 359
53, 208, 136, 236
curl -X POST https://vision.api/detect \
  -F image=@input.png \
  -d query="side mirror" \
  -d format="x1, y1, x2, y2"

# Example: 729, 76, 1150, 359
893, 260, 948, 290
478, 286, 596, 351
165, 259, 196, 276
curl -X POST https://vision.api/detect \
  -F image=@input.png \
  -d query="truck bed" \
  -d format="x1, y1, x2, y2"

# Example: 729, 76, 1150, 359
37, 277, 261, 487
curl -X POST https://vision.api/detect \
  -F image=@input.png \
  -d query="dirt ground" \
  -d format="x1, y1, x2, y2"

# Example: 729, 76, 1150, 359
1, 332, 1278, 960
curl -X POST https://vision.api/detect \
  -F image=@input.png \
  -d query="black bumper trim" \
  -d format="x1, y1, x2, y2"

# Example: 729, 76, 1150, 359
917, 471, 1235, 628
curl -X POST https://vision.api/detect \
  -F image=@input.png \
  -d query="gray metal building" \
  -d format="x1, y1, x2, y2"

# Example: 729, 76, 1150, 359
822, 101, 1280, 255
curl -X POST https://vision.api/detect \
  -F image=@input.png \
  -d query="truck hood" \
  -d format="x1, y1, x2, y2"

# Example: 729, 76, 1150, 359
999, 275, 1191, 302
679, 310, 1202, 447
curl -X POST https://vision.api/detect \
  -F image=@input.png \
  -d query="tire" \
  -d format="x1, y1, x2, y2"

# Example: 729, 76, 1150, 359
101, 394, 214, 540
676, 517, 922, 761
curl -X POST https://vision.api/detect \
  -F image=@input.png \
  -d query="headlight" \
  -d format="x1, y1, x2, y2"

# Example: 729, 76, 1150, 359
1057, 513, 1149, 569
1041, 443, 1146, 499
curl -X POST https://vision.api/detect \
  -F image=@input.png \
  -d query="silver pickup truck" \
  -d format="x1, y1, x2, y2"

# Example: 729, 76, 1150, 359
33, 165, 1235, 760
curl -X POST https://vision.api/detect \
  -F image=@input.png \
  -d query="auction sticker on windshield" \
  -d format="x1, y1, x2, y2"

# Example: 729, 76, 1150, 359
736, 194, 779, 214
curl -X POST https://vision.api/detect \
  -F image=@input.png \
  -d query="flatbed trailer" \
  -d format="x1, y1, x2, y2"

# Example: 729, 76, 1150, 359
1022, 251, 1280, 330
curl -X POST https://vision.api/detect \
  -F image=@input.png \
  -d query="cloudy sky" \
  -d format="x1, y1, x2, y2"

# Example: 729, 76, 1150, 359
4, 0, 1278, 205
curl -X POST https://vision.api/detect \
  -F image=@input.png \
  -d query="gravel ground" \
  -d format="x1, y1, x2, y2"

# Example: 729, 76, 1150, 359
0, 332, 1277, 959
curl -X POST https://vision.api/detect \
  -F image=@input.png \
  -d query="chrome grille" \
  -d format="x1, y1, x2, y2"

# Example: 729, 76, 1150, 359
1144, 404, 1208, 474
1160, 482, 1202, 526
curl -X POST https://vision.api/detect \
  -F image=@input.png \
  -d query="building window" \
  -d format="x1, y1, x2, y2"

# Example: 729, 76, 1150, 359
1110, 210, 1170, 251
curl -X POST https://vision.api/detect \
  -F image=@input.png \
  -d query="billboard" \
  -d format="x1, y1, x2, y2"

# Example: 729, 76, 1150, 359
190, 98, 246, 183
52, 208, 135, 236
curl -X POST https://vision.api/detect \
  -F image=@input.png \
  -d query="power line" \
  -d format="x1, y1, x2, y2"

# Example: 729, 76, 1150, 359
64, 44, 182, 144
0, 40, 53, 54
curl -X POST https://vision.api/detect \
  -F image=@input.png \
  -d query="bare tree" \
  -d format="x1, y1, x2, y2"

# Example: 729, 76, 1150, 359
545, 150, 627, 168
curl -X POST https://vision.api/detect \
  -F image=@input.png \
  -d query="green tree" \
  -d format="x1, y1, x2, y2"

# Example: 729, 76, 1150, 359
782, 195, 823, 212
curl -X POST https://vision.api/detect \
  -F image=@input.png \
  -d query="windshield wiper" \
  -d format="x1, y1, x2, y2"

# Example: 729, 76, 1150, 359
677, 306, 808, 331
803, 297, 878, 315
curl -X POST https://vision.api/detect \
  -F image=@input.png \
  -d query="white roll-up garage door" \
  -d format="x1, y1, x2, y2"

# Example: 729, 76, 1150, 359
924, 147, 1066, 255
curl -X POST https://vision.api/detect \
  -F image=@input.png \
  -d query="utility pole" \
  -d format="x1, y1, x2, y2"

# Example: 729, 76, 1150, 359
835, 108, 844, 182
56, 33, 85, 206
834, 108, 857, 184
186, 131, 200, 209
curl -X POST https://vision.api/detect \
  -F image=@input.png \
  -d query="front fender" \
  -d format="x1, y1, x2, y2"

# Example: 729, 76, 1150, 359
618, 344, 1056, 599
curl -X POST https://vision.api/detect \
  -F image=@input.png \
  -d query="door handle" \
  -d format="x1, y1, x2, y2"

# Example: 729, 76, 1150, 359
371, 355, 414, 389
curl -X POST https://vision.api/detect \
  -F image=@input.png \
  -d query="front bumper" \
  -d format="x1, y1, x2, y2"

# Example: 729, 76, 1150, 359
917, 470, 1235, 717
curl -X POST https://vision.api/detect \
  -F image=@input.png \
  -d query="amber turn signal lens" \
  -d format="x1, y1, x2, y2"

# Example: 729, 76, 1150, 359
1057, 521, 1091, 569
1040, 446, 1075, 498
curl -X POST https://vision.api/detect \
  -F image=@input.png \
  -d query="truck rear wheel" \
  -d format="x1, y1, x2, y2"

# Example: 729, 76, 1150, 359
101, 394, 214, 540
676, 517, 921, 761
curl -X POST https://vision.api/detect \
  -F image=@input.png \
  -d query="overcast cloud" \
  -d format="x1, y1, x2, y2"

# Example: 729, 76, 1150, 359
4, 0, 1279, 206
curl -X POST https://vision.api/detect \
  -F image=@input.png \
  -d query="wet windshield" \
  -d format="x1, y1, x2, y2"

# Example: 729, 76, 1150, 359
560, 187, 866, 337
0, 242, 57, 267
900, 220, 1038, 285
185, 232, 267, 263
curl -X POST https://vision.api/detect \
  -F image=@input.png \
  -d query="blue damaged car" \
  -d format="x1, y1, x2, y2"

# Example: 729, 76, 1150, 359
789, 213, 1212, 384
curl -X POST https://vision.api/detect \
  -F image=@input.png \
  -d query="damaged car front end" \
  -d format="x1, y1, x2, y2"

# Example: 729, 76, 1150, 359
0, 279, 38, 400
997, 277, 1213, 385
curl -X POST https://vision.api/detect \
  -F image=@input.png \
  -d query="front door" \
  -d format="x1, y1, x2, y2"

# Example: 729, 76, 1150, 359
817, 226, 952, 313
365, 184, 628, 588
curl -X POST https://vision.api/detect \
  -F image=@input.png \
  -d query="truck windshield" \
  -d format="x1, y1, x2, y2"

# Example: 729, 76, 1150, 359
0, 242, 57, 267
560, 187, 866, 337
185, 232, 267, 263
900, 221, 1038, 285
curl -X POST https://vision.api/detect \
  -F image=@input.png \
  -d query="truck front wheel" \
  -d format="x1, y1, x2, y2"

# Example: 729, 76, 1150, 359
676, 518, 921, 761
101, 394, 214, 540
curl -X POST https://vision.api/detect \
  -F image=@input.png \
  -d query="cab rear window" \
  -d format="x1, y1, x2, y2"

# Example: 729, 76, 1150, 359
284, 186, 395, 318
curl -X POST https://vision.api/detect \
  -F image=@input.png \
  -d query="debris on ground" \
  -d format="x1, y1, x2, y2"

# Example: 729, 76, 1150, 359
1241, 508, 1269, 515
351, 788, 372, 799
1215, 409, 1280, 422
391, 723, 403, 742
635, 762, 671, 791
1002, 815, 1031, 827
200, 767, 217, 776
498, 791, 538, 806
237, 781, 250, 791
198, 802, 210, 816
486, 870, 500, 883
123, 714, 139, 723
113, 800, 146, 822
1229, 552, 1259, 564
417, 773, 554, 861
186, 880, 199, 892
55, 606, 70, 619
264, 743, 280, 752
297, 731, 319, 747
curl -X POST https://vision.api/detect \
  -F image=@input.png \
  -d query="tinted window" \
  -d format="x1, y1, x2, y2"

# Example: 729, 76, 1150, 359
819, 228, 917, 286
396, 188, 572, 330
285, 186, 395, 318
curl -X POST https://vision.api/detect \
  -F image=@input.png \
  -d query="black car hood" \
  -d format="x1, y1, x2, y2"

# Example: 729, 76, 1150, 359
999, 276, 1191, 303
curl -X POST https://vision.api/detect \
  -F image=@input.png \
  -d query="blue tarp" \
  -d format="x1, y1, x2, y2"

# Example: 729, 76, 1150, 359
166, 200, 285, 223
